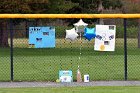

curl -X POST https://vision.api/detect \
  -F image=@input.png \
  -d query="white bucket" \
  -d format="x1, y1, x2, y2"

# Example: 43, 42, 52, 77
84, 74, 89, 82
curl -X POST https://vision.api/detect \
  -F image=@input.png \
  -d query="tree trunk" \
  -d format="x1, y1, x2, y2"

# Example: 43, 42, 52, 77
0, 26, 2, 46
0, 21, 9, 47
98, 0, 104, 25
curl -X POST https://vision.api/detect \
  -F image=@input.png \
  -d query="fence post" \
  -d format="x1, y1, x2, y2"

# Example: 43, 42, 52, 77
138, 19, 140, 48
124, 18, 127, 81
10, 19, 14, 81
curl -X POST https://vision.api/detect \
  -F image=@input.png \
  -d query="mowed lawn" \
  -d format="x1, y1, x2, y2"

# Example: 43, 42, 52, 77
0, 38, 140, 81
0, 86, 140, 93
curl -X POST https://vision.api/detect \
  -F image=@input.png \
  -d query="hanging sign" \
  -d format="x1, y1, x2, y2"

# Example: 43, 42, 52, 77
94, 25, 116, 51
29, 26, 55, 48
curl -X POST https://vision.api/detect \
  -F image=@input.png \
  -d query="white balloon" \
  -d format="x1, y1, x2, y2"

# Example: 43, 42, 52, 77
65, 28, 79, 41
73, 19, 88, 27
73, 19, 88, 33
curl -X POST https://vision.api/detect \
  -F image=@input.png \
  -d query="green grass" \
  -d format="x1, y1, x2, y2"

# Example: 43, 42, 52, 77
0, 38, 140, 81
0, 86, 140, 93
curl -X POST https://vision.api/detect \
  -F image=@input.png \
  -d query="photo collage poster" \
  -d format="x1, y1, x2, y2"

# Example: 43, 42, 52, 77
94, 25, 116, 51
29, 26, 55, 48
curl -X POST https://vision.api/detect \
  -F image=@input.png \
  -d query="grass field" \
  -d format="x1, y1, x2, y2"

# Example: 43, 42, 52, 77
0, 86, 140, 93
0, 38, 140, 81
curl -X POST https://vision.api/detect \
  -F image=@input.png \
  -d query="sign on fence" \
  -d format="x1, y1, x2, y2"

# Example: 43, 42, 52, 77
94, 25, 116, 51
29, 26, 55, 48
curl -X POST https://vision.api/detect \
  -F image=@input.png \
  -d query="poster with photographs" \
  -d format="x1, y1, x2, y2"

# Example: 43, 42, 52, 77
94, 25, 116, 51
29, 27, 55, 48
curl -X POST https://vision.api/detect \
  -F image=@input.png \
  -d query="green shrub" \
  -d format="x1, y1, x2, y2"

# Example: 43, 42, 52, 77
116, 26, 138, 38
55, 26, 73, 38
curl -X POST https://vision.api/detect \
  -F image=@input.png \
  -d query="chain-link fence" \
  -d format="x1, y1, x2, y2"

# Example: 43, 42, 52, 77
0, 18, 140, 81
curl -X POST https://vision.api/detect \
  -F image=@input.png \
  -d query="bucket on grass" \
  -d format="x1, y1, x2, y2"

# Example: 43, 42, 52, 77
84, 74, 89, 82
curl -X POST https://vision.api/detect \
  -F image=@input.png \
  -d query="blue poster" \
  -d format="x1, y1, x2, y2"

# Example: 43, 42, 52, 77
29, 26, 55, 48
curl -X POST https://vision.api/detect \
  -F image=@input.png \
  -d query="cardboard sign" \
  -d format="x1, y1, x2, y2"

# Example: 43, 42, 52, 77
94, 25, 116, 51
59, 70, 73, 82
29, 27, 55, 48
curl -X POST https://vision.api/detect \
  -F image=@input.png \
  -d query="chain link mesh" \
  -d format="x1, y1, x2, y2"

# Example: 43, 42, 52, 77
0, 18, 140, 81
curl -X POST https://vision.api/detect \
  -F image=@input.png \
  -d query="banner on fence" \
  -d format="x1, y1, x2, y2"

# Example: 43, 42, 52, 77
94, 25, 116, 51
29, 26, 55, 48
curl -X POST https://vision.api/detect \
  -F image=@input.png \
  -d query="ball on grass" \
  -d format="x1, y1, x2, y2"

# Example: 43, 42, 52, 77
56, 79, 60, 83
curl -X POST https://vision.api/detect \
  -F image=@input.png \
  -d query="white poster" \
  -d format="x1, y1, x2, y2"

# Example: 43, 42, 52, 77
94, 25, 116, 51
